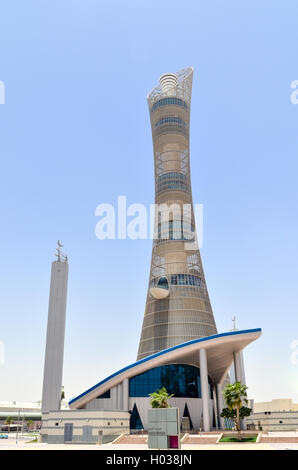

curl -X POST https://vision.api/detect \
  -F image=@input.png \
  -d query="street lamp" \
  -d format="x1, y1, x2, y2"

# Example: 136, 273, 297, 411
16, 409, 20, 444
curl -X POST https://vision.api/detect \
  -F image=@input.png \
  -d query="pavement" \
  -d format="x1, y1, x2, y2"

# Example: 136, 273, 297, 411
1, 432, 298, 450
0, 442, 279, 450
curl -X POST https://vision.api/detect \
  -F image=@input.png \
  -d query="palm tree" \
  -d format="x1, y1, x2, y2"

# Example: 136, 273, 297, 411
149, 387, 174, 408
5, 416, 13, 431
26, 419, 33, 431
223, 382, 248, 440
60, 386, 65, 407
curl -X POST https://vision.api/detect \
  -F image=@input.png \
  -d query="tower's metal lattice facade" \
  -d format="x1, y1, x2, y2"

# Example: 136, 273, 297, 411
137, 68, 217, 360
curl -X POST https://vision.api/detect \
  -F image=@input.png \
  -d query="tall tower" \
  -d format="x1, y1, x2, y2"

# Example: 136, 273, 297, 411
41, 242, 68, 413
137, 68, 217, 360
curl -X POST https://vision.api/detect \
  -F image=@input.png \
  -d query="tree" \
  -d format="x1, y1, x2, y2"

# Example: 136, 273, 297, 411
5, 416, 13, 426
221, 406, 252, 421
222, 382, 248, 440
149, 387, 174, 408
60, 386, 65, 407
26, 420, 34, 430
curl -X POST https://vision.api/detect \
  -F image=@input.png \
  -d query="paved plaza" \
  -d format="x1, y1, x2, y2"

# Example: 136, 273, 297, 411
1, 432, 298, 450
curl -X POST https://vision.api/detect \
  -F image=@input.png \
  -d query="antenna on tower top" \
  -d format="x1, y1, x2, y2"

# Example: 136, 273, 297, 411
55, 240, 68, 262
231, 315, 238, 331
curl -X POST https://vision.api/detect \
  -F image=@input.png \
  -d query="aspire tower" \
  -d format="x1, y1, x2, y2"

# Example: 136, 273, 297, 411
137, 68, 217, 360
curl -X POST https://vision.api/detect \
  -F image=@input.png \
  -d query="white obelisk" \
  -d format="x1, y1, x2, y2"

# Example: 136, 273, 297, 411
42, 242, 68, 413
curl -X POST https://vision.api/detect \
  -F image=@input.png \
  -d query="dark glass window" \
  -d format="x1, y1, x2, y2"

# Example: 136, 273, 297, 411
157, 277, 169, 289
130, 404, 143, 430
151, 97, 188, 113
129, 364, 213, 399
96, 390, 110, 399
158, 219, 195, 241
170, 274, 204, 288
183, 403, 193, 430
156, 172, 188, 194
155, 116, 187, 129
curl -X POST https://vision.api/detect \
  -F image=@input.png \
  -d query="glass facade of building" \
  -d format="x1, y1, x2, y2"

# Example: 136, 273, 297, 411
157, 276, 169, 289
170, 274, 204, 287
157, 220, 194, 241
150, 274, 204, 289
156, 171, 189, 194
151, 97, 188, 113
155, 116, 187, 129
96, 390, 110, 399
130, 403, 143, 430
129, 364, 213, 399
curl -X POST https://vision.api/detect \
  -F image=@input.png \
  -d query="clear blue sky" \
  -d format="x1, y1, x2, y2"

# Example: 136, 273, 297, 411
0, 0, 298, 404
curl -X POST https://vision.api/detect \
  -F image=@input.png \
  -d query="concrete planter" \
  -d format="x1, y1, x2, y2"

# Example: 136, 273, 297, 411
216, 431, 260, 444
148, 408, 180, 449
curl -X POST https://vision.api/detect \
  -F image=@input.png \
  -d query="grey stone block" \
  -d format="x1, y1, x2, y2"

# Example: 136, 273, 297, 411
156, 409, 167, 420
166, 408, 178, 422
157, 436, 168, 449
155, 421, 167, 433
166, 421, 178, 435
148, 407, 180, 449
148, 409, 157, 423
148, 435, 158, 448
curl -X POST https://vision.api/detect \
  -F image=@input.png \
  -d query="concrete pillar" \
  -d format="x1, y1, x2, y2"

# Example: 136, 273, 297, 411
216, 384, 225, 429
233, 351, 247, 430
213, 386, 219, 429
240, 351, 247, 430
117, 383, 123, 410
199, 348, 210, 431
240, 351, 246, 385
111, 386, 117, 409
122, 378, 129, 411
233, 351, 242, 382
42, 259, 68, 413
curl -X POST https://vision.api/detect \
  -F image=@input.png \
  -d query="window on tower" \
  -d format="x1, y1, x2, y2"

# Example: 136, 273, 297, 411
151, 97, 188, 113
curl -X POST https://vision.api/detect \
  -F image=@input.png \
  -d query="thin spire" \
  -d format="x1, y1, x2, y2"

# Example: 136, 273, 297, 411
55, 240, 68, 262
230, 315, 238, 331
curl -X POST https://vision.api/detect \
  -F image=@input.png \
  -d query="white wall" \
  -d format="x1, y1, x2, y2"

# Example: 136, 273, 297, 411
82, 384, 216, 431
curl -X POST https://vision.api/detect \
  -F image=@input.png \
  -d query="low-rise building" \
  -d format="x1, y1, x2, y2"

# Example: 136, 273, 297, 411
0, 400, 69, 430
41, 409, 130, 444
247, 399, 298, 431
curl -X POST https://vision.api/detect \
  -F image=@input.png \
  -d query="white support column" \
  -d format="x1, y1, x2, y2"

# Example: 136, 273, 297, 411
240, 351, 246, 385
240, 351, 247, 430
233, 350, 247, 430
233, 351, 242, 382
213, 386, 219, 429
216, 383, 225, 430
117, 383, 123, 410
122, 378, 129, 412
199, 348, 210, 432
111, 386, 117, 409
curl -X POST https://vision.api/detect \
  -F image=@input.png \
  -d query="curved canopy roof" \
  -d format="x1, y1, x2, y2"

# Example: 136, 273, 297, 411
69, 328, 261, 409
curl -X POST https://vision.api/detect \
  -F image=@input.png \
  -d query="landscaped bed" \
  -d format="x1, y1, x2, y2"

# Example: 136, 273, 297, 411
219, 435, 257, 443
